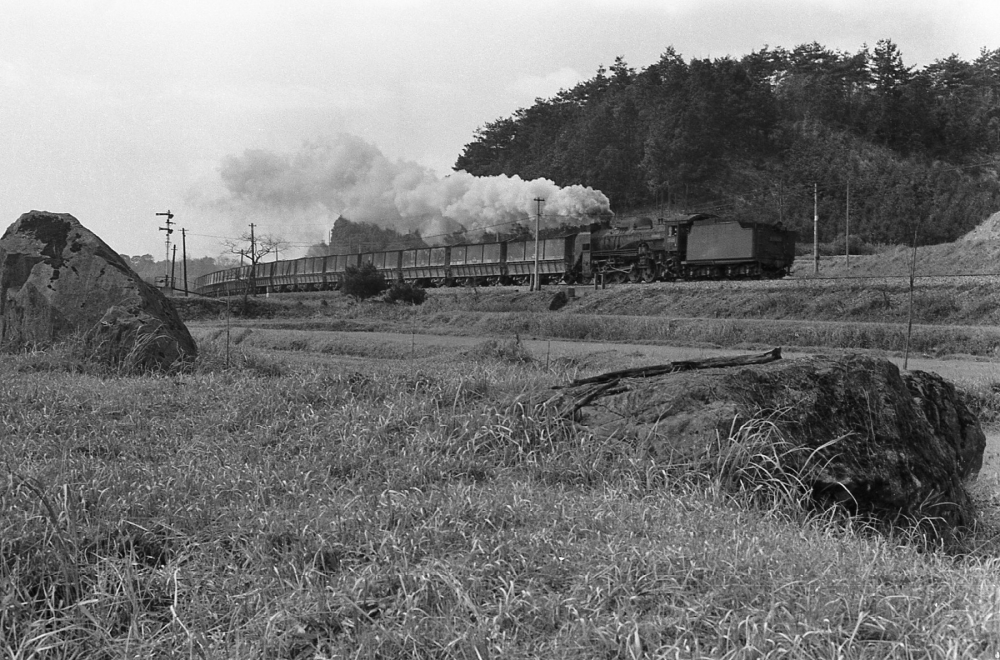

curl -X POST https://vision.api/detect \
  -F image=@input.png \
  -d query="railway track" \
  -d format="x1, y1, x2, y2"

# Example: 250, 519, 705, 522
571, 273, 1000, 292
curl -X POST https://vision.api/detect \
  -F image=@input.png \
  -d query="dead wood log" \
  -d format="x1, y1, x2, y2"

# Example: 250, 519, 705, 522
547, 347, 783, 416
555, 347, 783, 389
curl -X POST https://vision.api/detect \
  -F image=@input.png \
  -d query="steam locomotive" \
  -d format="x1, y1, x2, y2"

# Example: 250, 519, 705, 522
191, 214, 797, 296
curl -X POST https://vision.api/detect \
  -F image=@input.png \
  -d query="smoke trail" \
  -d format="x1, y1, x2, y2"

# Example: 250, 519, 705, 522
206, 134, 610, 244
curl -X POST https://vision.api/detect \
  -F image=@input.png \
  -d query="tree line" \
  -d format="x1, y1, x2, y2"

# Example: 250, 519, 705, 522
455, 40, 1000, 246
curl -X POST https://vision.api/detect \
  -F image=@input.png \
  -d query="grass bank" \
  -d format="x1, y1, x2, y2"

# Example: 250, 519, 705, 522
176, 277, 1000, 358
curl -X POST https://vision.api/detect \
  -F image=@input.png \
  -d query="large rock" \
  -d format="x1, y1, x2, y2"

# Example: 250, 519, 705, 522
555, 353, 985, 529
0, 211, 196, 371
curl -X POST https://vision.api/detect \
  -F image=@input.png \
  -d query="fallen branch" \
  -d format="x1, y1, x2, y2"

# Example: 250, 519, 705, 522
555, 347, 783, 389
548, 347, 783, 416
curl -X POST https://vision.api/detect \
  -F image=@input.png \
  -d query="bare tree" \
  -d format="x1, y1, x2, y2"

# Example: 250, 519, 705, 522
221, 229, 289, 299
222, 231, 289, 265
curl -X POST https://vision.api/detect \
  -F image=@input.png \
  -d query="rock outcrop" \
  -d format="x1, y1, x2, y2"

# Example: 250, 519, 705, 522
551, 352, 985, 529
0, 211, 196, 371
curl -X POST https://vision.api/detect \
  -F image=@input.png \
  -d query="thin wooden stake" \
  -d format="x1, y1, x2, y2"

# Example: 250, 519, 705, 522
903, 224, 918, 370
225, 295, 231, 369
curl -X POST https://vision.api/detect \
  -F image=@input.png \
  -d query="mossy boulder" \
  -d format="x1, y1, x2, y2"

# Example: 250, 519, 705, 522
0, 211, 196, 371
556, 353, 985, 529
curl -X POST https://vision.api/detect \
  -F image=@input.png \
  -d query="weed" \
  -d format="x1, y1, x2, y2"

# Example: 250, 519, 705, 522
466, 335, 534, 364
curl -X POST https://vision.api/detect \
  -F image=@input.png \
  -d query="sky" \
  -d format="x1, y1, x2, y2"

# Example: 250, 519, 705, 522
2, 0, 998, 260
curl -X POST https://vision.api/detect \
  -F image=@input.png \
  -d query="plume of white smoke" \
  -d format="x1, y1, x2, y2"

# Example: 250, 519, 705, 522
206, 134, 610, 246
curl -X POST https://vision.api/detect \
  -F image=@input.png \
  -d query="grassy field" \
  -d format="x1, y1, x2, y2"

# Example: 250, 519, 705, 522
174, 276, 1000, 359
4, 315, 1000, 658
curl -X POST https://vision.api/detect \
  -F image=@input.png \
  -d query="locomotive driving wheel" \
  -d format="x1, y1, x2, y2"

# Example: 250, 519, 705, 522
642, 265, 659, 283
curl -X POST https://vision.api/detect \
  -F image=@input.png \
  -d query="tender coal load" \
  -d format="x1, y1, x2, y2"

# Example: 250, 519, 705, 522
550, 351, 985, 530
0, 211, 196, 371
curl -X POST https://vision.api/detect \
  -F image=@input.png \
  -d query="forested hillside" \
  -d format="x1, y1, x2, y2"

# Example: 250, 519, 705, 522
122, 254, 226, 284
456, 40, 1000, 246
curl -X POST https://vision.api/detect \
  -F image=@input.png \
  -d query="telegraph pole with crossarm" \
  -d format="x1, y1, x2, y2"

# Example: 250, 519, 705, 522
156, 210, 175, 288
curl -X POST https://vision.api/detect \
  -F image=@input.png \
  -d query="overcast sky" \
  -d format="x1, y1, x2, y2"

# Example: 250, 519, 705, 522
2, 0, 998, 259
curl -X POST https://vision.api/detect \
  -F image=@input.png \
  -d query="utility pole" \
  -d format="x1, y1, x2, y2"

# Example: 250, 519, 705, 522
845, 182, 851, 269
532, 197, 544, 291
249, 222, 257, 297
903, 223, 919, 370
812, 184, 819, 275
777, 180, 784, 225
181, 228, 189, 296
170, 245, 177, 293
156, 210, 174, 287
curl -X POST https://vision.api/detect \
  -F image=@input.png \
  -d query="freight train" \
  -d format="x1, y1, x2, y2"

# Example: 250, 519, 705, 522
191, 214, 797, 296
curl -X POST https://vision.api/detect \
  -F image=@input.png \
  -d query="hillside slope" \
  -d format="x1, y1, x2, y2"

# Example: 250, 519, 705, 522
796, 211, 1000, 278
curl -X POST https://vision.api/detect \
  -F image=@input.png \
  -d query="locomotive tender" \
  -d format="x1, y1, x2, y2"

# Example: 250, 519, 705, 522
191, 214, 797, 296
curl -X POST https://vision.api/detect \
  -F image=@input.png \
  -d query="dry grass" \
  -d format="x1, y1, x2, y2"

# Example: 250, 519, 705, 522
4, 333, 1000, 658
201, 278, 1000, 358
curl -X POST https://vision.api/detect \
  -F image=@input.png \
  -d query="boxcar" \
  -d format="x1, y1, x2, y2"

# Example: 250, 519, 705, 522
326, 253, 360, 289
361, 250, 402, 282
254, 261, 277, 292
270, 258, 300, 291
449, 242, 505, 285
290, 256, 328, 291
505, 236, 576, 285
400, 246, 448, 286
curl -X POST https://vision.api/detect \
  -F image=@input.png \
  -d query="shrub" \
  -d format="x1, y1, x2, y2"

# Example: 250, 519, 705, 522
795, 235, 887, 257
342, 262, 388, 301
385, 281, 427, 305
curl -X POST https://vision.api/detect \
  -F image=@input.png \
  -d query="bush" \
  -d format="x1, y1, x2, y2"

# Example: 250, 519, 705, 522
342, 262, 388, 300
384, 281, 427, 305
795, 235, 887, 257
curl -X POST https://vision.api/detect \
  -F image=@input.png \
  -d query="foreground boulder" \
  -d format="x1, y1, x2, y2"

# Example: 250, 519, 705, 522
550, 351, 985, 529
0, 211, 196, 371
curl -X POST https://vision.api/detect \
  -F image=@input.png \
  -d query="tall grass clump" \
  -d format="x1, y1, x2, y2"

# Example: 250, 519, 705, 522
4, 329, 194, 377
464, 335, 534, 364
954, 377, 1000, 428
